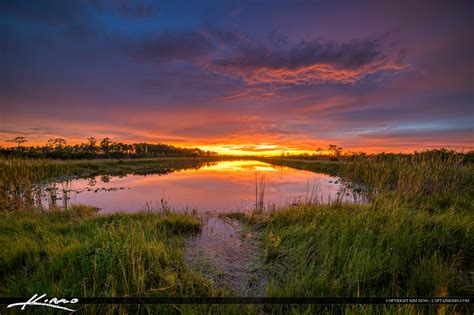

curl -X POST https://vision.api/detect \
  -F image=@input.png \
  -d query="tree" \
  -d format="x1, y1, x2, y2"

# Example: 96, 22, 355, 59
6, 136, 28, 147
47, 138, 67, 148
87, 137, 97, 147
86, 137, 98, 156
100, 137, 112, 156
0, 136, 218, 159
328, 144, 343, 157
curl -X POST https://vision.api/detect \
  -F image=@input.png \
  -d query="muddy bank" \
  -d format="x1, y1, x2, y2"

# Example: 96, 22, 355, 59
184, 215, 267, 296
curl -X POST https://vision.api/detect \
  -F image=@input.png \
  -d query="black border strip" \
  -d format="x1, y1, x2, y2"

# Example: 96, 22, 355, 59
0, 297, 472, 305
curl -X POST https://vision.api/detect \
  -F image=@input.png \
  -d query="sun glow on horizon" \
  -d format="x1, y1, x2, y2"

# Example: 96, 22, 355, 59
2, 136, 470, 156
184, 144, 313, 156
199, 160, 280, 171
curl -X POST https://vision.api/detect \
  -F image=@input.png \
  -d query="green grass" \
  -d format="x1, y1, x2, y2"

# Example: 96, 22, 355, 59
235, 199, 473, 314
0, 158, 70, 210
0, 205, 248, 314
262, 201, 471, 293
245, 152, 474, 314
1, 152, 473, 314
343, 153, 473, 199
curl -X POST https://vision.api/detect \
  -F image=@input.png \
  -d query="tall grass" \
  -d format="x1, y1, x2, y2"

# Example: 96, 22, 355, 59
246, 150, 474, 314
258, 202, 473, 295
0, 158, 69, 210
304, 179, 322, 205
242, 200, 473, 314
344, 152, 473, 198
255, 172, 268, 212
2, 153, 472, 313
0, 206, 239, 313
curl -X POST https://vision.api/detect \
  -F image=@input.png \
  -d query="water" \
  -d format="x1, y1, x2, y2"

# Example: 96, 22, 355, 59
38, 159, 366, 296
42, 160, 365, 213
184, 215, 266, 296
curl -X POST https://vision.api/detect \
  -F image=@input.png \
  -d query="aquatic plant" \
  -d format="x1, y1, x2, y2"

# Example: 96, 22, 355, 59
254, 172, 268, 213
0, 158, 69, 210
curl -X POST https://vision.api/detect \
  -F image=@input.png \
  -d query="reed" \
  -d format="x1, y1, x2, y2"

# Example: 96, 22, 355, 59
0, 158, 70, 210
254, 172, 268, 213
243, 150, 474, 314
0, 206, 245, 314
238, 198, 473, 314
1, 152, 472, 314
343, 151, 473, 198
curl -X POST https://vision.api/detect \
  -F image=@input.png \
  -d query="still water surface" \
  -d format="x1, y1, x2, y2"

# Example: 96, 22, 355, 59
49, 160, 364, 213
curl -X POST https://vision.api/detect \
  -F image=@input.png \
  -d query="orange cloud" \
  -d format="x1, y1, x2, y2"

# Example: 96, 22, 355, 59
218, 60, 409, 86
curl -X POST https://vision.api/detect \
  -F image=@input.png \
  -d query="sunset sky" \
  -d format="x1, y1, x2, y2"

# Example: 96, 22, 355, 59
1, 0, 473, 155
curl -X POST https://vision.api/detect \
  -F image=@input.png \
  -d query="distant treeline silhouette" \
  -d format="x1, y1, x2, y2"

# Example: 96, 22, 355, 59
281, 144, 474, 163
284, 148, 474, 162
1, 137, 217, 159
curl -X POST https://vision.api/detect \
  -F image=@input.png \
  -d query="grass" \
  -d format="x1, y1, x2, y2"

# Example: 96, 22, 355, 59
244, 151, 474, 314
0, 158, 69, 210
1, 152, 473, 314
238, 201, 473, 313
255, 172, 268, 212
343, 153, 473, 199
0, 205, 262, 314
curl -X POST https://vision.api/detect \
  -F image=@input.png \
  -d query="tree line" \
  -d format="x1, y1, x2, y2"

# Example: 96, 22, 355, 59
1, 137, 217, 159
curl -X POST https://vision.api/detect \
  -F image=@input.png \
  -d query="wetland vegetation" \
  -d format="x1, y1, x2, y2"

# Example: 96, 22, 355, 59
0, 149, 472, 314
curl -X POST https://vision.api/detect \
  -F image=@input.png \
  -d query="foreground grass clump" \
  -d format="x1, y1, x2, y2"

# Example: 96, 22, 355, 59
344, 151, 473, 199
0, 205, 222, 313
256, 150, 473, 313
258, 202, 473, 296
243, 200, 473, 314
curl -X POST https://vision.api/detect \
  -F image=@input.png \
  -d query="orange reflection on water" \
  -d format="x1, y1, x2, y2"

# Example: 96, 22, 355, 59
53, 160, 364, 213
198, 160, 280, 172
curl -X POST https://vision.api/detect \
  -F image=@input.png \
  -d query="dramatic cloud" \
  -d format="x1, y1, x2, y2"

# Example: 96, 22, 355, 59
212, 35, 408, 85
126, 29, 408, 85
1, 0, 472, 153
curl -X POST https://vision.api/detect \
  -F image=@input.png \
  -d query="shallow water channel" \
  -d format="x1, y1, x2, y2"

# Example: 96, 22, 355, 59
184, 215, 266, 296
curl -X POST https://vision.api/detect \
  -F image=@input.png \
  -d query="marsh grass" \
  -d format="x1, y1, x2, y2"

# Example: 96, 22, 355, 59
0, 205, 261, 314
343, 152, 473, 199
1, 153, 473, 314
238, 200, 473, 314
254, 172, 268, 213
0, 158, 70, 210
247, 151, 474, 314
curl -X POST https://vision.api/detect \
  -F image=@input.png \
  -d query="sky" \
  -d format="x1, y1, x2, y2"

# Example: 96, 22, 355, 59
1, 0, 473, 155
